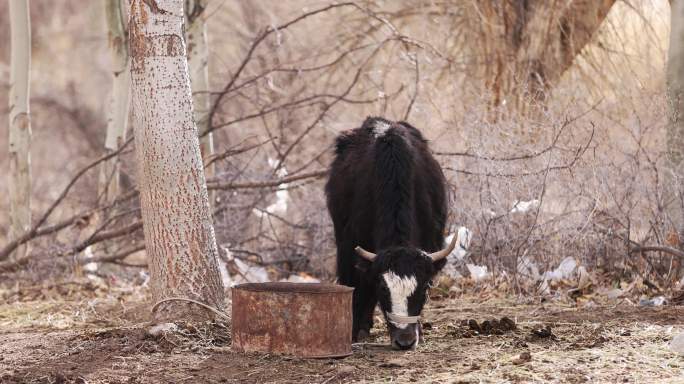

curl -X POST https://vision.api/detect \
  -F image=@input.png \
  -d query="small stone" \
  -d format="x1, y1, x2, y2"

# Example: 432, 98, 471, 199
422, 322, 433, 330
380, 358, 405, 368
639, 296, 667, 307
669, 333, 684, 355
512, 351, 532, 365
337, 365, 355, 376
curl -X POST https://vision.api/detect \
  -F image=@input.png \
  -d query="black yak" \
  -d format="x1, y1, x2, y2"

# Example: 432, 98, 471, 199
326, 117, 459, 350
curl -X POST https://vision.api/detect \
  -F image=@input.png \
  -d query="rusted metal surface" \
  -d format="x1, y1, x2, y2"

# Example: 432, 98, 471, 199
232, 282, 353, 358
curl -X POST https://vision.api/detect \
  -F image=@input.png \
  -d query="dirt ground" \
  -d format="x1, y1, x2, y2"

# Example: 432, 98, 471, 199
1, 284, 684, 384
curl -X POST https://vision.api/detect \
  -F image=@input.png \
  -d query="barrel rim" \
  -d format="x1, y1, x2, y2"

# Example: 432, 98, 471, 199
233, 282, 353, 294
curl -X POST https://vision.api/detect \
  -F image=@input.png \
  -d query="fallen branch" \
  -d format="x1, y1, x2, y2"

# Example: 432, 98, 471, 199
630, 245, 684, 259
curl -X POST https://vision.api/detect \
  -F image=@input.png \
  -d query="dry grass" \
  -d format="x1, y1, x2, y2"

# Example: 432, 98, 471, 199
1, 2, 684, 381
2, 283, 684, 383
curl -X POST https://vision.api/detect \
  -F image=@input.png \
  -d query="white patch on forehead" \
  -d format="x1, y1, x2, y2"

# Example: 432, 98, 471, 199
373, 120, 391, 138
382, 271, 417, 329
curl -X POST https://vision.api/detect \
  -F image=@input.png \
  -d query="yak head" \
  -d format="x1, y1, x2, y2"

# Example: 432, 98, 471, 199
354, 233, 459, 350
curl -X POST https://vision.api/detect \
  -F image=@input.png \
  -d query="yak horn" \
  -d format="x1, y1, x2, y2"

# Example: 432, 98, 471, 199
427, 232, 460, 262
355, 246, 377, 261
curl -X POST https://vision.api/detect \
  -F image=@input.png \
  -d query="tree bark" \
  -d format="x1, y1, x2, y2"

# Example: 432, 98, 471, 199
185, 0, 215, 205
666, 0, 684, 234
8, 0, 32, 260
472, 0, 616, 122
99, 0, 130, 202
128, 0, 225, 321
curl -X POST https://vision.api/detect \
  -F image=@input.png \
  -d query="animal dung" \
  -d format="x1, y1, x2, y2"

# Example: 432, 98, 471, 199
463, 317, 517, 336
231, 282, 353, 358
530, 325, 556, 339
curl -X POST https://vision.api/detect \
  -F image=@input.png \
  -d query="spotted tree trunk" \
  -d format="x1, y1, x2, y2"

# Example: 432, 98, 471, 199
185, 0, 215, 205
8, 0, 32, 260
128, 0, 225, 321
99, 0, 130, 202
666, 0, 684, 235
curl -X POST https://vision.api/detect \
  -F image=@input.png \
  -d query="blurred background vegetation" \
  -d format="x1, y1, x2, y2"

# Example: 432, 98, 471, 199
0, 0, 680, 298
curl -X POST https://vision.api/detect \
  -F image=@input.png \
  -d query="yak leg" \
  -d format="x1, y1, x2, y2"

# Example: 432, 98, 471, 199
352, 284, 377, 342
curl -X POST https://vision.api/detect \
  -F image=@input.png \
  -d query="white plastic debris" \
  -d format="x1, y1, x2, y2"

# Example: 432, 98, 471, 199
446, 227, 472, 261
280, 274, 320, 284
670, 333, 684, 355
441, 264, 463, 280
223, 247, 270, 285
442, 227, 472, 279
253, 158, 290, 216
233, 257, 270, 285
148, 322, 178, 337
639, 296, 667, 307
537, 278, 551, 295
601, 288, 624, 299
82, 246, 99, 273
139, 271, 150, 288
267, 189, 290, 215
466, 263, 490, 282
511, 199, 540, 214
542, 257, 577, 281
218, 258, 233, 288
517, 256, 541, 281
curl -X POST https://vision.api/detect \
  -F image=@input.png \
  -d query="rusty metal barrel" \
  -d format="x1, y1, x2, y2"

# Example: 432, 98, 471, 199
231, 282, 354, 358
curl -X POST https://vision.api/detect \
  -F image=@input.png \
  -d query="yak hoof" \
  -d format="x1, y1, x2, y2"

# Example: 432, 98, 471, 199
355, 329, 370, 342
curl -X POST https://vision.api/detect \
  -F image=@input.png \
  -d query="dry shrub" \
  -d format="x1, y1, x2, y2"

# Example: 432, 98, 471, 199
1, 1, 680, 293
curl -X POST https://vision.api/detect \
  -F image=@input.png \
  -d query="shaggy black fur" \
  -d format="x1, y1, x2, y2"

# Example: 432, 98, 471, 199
325, 117, 448, 342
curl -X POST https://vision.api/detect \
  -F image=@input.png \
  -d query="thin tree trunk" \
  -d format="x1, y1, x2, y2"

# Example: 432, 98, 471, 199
666, 0, 684, 235
129, 0, 225, 321
185, 0, 215, 205
8, 0, 32, 260
99, 0, 130, 202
